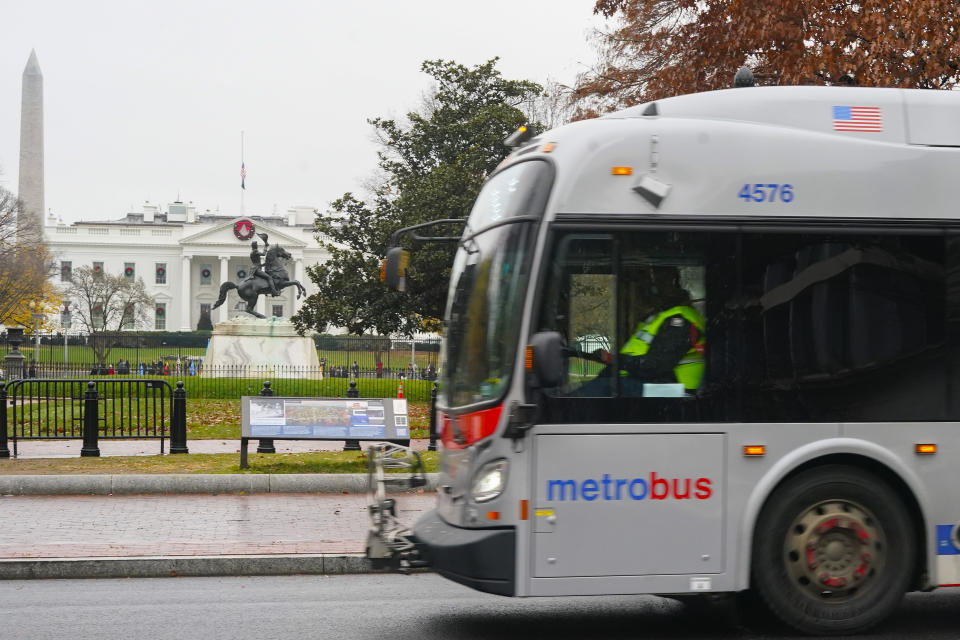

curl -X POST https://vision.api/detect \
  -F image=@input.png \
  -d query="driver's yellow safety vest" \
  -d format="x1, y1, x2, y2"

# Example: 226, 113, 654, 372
619, 306, 705, 390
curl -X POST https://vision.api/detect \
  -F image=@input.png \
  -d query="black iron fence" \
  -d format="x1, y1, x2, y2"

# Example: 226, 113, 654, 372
0, 378, 187, 458
1, 331, 441, 376
3, 363, 437, 402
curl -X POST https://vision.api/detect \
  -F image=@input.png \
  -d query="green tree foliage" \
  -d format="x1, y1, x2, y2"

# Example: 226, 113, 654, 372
574, 0, 960, 117
293, 59, 543, 336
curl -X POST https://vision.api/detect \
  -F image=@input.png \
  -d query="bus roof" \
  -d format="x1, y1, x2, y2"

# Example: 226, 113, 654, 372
513, 86, 960, 222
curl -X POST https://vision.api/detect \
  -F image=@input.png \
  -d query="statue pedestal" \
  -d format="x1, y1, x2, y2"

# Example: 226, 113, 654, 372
203, 317, 321, 378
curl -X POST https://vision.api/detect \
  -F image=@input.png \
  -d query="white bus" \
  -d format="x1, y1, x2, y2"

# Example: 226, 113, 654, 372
371, 84, 960, 635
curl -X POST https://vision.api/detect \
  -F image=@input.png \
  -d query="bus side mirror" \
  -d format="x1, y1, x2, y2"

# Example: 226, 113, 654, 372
527, 331, 564, 388
382, 248, 410, 292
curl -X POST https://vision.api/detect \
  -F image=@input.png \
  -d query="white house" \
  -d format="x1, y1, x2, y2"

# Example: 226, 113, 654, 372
46, 201, 330, 332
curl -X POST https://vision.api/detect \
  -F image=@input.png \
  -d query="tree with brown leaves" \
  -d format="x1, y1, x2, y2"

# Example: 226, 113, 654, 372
574, 0, 960, 117
0, 186, 56, 328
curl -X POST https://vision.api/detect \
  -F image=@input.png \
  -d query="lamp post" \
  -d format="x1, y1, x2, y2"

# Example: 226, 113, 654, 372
28, 301, 43, 364
61, 305, 70, 367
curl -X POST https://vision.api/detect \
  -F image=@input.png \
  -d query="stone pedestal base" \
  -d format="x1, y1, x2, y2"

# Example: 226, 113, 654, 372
203, 317, 321, 378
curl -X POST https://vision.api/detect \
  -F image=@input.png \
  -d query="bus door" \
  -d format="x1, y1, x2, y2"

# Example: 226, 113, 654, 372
528, 231, 730, 579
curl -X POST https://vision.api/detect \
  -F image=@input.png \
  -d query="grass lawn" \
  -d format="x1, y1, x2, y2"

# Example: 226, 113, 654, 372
0, 450, 438, 475
6, 398, 433, 440
2, 398, 436, 474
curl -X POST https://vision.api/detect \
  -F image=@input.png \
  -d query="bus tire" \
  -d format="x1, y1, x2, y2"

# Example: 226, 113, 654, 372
751, 465, 915, 636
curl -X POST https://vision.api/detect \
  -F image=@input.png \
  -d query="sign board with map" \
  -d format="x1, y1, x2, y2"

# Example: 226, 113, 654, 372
241, 396, 410, 441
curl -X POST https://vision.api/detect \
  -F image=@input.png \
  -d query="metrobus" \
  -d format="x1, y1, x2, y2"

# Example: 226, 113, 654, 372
368, 84, 960, 635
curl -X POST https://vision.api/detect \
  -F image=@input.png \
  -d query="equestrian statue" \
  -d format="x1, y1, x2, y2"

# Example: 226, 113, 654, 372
212, 232, 307, 319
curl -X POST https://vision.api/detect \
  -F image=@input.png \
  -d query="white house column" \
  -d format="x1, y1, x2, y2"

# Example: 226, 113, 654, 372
180, 255, 192, 331
294, 258, 305, 314
219, 256, 230, 323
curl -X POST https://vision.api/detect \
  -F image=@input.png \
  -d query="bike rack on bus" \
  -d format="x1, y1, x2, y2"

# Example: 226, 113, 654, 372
365, 441, 428, 572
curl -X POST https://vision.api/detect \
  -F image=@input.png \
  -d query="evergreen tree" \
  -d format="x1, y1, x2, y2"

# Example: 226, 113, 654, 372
293, 59, 542, 336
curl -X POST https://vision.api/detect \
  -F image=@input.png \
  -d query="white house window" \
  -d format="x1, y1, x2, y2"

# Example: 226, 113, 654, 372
272, 305, 283, 318
60, 261, 72, 282
200, 264, 212, 286
93, 261, 104, 277
155, 263, 167, 285
61, 302, 71, 328
122, 304, 135, 329
155, 303, 166, 330
124, 262, 135, 280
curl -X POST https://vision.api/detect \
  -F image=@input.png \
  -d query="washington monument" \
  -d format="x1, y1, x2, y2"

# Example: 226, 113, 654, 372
18, 49, 44, 227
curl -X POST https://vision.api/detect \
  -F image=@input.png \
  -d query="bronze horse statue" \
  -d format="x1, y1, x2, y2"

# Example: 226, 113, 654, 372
212, 244, 307, 319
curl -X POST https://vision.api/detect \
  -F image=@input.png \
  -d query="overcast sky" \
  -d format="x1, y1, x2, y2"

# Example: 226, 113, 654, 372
0, 1, 603, 224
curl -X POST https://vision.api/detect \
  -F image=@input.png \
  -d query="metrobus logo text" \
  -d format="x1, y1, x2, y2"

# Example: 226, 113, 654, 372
546, 473, 713, 501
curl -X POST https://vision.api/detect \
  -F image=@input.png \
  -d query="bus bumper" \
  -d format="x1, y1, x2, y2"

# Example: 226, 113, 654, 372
413, 509, 516, 596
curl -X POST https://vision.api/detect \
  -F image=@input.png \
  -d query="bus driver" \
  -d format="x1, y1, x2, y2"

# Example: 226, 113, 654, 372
591, 267, 705, 395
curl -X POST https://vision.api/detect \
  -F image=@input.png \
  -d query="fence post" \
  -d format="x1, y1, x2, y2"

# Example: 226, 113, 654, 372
428, 381, 438, 451
81, 381, 100, 457
343, 379, 361, 451
0, 384, 9, 458
170, 381, 189, 454
256, 380, 276, 454
3, 328, 26, 383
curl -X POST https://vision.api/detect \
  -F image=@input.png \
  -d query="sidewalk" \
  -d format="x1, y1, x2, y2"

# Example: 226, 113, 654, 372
0, 439, 439, 580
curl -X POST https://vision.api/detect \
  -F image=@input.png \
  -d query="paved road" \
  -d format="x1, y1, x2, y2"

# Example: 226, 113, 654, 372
1, 573, 959, 640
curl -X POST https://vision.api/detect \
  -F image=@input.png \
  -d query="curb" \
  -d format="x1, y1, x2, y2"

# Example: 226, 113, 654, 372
0, 473, 439, 496
0, 553, 417, 580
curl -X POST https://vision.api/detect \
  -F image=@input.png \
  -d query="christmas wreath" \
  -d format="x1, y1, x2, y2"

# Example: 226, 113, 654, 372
124, 266, 134, 277
237, 269, 247, 279
201, 268, 211, 278
233, 219, 255, 241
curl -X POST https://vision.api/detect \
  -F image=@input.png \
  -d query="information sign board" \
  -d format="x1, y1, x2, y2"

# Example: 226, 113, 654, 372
241, 396, 410, 440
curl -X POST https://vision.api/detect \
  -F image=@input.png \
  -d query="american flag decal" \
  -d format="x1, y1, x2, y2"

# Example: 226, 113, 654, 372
832, 105, 883, 132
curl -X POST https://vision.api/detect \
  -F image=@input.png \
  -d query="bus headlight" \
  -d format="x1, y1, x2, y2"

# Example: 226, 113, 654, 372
471, 459, 508, 503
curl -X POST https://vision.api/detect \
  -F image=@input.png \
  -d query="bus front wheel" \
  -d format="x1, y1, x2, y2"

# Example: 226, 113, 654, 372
751, 465, 915, 636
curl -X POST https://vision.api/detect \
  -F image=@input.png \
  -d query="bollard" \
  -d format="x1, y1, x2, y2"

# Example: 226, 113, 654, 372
169, 381, 189, 454
81, 381, 101, 457
343, 379, 361, 451
256, 380, 276, 454
428, 381, 439, 451
391, 376, 410, 448
0, 384, 9, 459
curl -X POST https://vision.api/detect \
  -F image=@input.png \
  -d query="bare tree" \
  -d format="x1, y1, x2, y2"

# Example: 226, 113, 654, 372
521, 78, 577, 131
0, 186, 55, 326
63, 265, 154, 365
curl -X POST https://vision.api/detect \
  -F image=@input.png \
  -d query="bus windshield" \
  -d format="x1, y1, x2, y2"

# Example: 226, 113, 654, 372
442, 160, 551, 407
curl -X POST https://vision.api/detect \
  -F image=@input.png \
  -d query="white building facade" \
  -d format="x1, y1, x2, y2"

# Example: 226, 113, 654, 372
46, 201, 329, 332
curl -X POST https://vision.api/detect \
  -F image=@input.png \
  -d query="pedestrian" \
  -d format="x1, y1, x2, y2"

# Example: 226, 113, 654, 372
351, 360, 359, 378
376, 359, 383, 379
